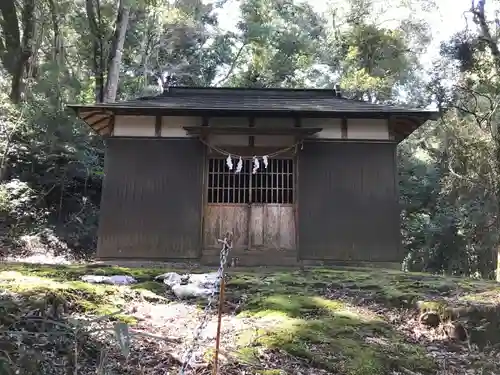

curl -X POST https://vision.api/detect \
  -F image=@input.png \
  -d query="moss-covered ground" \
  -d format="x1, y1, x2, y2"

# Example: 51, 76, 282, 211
1, 263, 500, 374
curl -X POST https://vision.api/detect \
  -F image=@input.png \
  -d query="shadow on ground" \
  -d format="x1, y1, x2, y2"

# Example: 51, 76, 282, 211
0, 288, 180, 375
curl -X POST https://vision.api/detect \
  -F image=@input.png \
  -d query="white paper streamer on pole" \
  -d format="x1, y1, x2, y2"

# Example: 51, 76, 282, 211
226, 155, 233, 170
252, 156, 260, 174
196, 137, 303, 174
235, 157, 243, 173
262, 155, 269, 169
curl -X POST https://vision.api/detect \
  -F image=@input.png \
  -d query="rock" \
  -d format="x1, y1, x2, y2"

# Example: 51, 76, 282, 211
419, 311, 441, 327
81, 275, 137, 285
155, 272, 220, 299
154, 272, 182, 286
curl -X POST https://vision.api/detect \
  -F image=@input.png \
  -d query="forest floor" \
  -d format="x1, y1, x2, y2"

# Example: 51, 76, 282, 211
1, 262, 500, 375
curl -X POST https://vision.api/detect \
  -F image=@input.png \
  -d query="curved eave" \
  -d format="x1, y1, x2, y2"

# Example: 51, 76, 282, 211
68, 106, 115, 136
389, 114, 438, 143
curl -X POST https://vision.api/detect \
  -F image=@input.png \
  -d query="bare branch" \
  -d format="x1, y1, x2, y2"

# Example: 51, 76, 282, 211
470, 0, 500, 73
214, 43, 248, 86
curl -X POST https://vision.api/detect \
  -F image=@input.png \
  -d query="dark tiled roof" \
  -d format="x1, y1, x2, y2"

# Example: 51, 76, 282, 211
69, 86, 439, 118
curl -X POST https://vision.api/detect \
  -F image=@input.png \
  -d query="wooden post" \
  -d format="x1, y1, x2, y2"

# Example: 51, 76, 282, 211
212, 275, 226, 374
497, 247, 500, 282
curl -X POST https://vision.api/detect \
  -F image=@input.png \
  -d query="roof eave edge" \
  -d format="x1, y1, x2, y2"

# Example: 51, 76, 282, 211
66, 104, 441, 119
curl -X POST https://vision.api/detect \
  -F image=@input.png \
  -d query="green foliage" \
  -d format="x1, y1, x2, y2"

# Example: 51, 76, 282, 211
0, 180, 47, 252
399, 114, 498, 277
339, 25, 414, 101
396, 0, 500, 278
230, 0, 327, 87
0, 0, 498, 279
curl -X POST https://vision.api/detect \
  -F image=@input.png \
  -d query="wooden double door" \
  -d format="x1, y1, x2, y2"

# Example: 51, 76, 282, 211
203, 157, 296, 251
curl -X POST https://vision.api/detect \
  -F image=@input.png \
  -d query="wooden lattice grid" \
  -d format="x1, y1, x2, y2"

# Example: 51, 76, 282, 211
206, 157, 294, 204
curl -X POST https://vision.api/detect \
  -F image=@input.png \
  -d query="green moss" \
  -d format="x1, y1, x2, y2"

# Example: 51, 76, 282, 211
417, 300, 448, 312
0, 271, 137, 325
230, 271, 436, 375
227, 269, 449, 374
4, 263, 500, 373
0, 263, 172, 283
131, 281, 166, 296
461, 289, 500, 304
240, 308, 435, 375
244, 294, 344, 318
226, 266, 500, 315
236, 347, 261, 365
10, 263, 493, 312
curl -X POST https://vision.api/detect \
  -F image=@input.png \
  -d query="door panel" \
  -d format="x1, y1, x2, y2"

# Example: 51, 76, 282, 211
203, 157, 296, 251
203, 205, 248, 249
250, 204, 295, 250
250, 205, 264, 247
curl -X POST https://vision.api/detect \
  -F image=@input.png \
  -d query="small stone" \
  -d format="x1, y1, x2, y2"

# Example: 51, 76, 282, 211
419, 311, 441, 327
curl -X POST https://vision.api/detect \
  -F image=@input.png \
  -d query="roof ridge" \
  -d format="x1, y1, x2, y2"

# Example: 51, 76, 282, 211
111, 86, 435, 114
158, 86, 343, 98
163, 85, 339, 92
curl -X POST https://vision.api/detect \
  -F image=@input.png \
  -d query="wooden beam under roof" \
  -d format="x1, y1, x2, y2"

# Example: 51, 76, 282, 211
183, 126, 323, 136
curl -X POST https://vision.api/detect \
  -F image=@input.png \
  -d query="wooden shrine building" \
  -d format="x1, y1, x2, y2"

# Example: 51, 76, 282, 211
68, 86, 438, 266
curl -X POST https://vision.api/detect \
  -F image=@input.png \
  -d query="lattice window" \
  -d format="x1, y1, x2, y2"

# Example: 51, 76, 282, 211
207, 158, 250, 204
207, 158, 294, 204
251, 159, 294, 204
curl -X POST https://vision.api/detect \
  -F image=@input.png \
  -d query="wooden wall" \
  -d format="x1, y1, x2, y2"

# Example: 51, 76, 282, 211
97, 138, 204, 259
99, 116, 402, 264
297, 140, 401, 262
111, 115, 392, 141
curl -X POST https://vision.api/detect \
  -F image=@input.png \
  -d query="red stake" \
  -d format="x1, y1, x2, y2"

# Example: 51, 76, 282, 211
212, 276, 226, 375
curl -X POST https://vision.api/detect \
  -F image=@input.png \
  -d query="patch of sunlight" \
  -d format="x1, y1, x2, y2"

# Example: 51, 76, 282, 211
239, 315, 435, 375
0, 271, 61, 288
0, 271, 137, 322
247, 309, 292, 320
461, 290, 500, 304
245, 294, 347, 318
334, 308, 381, 323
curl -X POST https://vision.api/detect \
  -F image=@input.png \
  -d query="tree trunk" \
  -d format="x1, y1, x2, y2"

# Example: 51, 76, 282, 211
104, 0, 130, 102
0, 0, 20, 76
9, 0, 35, 104
47, 0, 64, 108
0, 133, 13, 181
471, 0, 500, 280
85, 0, 105, 102
0, 0, 35, 104
47, 0, 62, 63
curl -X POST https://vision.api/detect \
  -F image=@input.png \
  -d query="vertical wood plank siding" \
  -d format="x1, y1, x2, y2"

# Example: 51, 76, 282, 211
297, 141, 401, 262
97, 138, 204, 259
